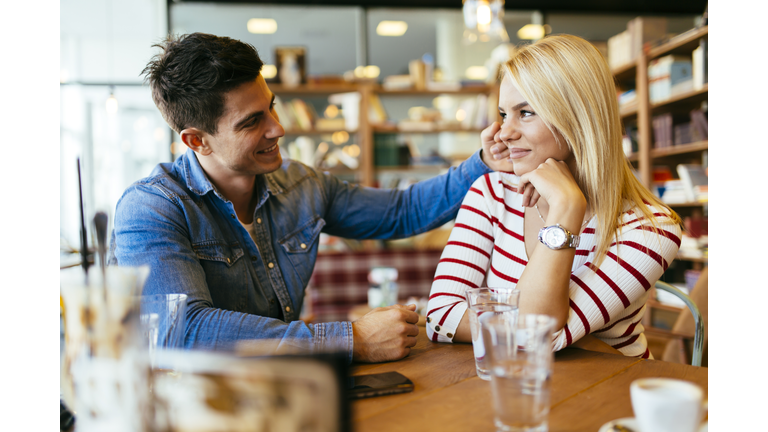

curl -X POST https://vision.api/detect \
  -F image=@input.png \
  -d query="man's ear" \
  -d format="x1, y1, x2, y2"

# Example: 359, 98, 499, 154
180, 128, 212, 155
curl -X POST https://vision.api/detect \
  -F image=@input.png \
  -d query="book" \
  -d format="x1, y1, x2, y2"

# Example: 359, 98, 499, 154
368, 94, 388, 124
676, 164, 708, 202
648, 55, 693, 103
690, 109, 708, 141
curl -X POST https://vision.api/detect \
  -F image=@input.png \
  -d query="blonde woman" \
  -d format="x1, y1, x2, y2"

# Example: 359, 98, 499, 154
426, 34, 682, 358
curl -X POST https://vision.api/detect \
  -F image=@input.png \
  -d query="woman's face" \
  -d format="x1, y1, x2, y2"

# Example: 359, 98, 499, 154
497, 75, 573, 177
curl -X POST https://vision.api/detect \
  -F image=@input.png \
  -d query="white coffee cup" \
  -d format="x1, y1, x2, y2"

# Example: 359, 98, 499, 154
630, 378, 707, 432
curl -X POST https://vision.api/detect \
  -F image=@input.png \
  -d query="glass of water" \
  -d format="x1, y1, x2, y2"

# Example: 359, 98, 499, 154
481, 313, 556, 432
465, 287, 520, 381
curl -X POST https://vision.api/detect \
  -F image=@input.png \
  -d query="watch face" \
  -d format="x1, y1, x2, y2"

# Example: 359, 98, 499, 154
544, 226, 567, 247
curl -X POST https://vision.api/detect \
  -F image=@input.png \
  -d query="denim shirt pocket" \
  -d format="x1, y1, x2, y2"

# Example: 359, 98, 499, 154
192, 241, 246, 309
279, 216, 325, 283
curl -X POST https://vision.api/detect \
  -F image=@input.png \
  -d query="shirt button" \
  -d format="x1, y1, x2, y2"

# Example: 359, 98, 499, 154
256, 218, 262, 224
268, 262, 274, 269
426, 317, 432, 323
447, 333, 453, 338
226, 258, 230, 264
251, 256, 257, 261
285, 306, 291, 312
300, 243, 307, 249
231, 214, 235, 219
435, 325, 441, 332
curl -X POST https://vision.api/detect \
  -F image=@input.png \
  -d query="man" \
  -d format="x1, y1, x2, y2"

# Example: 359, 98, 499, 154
109, 33, 509, 364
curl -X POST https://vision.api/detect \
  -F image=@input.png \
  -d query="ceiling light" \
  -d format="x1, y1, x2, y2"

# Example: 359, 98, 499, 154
517, 24, 546, 40
462, 0, 508, 45
247, 18, 277, 34
106, 88, 118, 114
261, 64, 277, 79
376, 21, 408, 37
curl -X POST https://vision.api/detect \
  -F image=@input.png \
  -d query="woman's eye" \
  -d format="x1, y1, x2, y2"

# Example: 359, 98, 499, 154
499, 112, 507, 120
521, 110, 534, 118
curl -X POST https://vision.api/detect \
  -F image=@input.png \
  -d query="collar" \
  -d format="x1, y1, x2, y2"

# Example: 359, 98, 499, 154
181, 148, 284, 205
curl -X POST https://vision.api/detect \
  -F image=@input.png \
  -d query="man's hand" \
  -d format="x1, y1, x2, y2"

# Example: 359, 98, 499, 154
352, 304, 420, 363
480, 121, 514, 172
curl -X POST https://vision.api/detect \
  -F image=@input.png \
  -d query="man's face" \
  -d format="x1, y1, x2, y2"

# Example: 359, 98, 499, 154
203, 75, 284, 177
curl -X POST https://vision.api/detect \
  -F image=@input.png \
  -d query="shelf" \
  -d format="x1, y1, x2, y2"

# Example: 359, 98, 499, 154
376, 85, 495, 95
269, 83, 361, 95
619, 102, 638, 119
283, 128, 357, 135
372, 124, 486, 134
612, 62, 637, 83
651, 84, 708, 111
648, 26, 708, 60
651, 140, 708, 157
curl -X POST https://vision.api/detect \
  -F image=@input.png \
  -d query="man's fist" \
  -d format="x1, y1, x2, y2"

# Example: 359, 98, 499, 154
352, 304, 420, 363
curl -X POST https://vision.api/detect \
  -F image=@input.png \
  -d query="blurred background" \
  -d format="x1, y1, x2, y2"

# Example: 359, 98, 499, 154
60, 0, 706, 251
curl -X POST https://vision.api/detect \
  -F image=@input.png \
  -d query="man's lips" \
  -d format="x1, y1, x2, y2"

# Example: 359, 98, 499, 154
257, 143, 278, 154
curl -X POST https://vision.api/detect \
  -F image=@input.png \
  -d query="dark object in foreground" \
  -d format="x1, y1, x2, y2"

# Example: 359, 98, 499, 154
348, 371, 415, 399
60, 399, 75, 432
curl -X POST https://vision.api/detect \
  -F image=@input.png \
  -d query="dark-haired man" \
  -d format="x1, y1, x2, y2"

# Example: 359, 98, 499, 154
109, 33, 510, 363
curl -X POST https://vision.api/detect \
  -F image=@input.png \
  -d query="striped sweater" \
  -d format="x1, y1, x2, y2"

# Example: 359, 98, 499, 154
426, 172, 682, 358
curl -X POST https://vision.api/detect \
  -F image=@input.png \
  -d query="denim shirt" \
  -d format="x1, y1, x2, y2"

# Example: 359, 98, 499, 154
109, 148, 492, 363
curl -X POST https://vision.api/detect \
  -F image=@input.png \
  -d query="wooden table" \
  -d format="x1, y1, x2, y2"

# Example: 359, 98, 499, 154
351, 331, 707, 431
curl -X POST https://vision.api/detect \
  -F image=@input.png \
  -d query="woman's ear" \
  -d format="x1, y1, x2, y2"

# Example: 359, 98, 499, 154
180, 128, 212, 155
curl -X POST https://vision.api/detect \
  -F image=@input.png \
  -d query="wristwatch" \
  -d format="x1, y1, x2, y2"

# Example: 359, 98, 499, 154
538, 224, 580, 249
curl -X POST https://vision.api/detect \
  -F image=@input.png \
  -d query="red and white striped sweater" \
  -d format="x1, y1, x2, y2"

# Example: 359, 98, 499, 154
426, 172, 682, 358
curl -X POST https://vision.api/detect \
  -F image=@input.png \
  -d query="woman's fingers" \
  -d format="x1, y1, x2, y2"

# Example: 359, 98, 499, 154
529, 189, 541, 207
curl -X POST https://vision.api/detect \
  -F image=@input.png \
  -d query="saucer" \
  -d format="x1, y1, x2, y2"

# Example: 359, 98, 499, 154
598, 417, 637, 432
599, 417, 708, 432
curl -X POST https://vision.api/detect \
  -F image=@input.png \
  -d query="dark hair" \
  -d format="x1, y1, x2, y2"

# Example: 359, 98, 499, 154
141, 33, 264, 135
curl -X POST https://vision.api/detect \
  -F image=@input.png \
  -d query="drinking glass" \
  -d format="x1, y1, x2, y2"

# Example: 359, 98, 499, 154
481, 313, 556, 432
139, 293, 188, 368
465, 287, 520, 380
60, 266, 153, 432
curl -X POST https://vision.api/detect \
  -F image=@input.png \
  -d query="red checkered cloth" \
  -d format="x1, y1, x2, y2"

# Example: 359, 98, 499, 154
307, 249, 443, 323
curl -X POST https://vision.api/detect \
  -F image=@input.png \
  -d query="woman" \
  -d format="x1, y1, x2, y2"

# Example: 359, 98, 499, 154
426, 34, 682, 358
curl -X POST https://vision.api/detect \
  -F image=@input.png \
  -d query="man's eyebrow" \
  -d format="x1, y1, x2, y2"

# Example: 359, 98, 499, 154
233, 93, 276, 130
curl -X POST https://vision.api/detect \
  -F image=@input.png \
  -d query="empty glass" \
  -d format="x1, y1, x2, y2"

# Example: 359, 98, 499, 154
481, 313, 556, 432
139, 294, 188, 368
465, 287, 520, 380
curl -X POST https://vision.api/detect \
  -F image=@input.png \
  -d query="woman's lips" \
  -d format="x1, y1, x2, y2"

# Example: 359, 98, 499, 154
508, 148, 531, 159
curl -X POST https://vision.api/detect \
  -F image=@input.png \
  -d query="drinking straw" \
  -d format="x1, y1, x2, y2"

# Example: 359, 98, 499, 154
77, 157, 90, 278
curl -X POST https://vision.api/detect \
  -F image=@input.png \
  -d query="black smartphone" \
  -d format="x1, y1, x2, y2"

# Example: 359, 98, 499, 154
348, 371, 414, 399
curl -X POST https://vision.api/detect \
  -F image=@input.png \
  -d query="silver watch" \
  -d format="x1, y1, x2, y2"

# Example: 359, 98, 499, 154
538, 224, 580, 249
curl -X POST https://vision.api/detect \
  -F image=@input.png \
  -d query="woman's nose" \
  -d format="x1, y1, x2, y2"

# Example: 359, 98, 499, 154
498, 120, 520, 144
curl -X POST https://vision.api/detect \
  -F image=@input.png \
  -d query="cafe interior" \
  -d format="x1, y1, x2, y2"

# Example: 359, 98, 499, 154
50, 0, 726, 431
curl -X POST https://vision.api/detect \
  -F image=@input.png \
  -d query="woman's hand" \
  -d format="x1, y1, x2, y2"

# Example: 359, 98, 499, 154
517, 158, 585, 211
480, 122, 513, 172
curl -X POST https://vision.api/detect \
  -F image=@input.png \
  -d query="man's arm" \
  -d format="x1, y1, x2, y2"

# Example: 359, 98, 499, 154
110, 183, 353, 357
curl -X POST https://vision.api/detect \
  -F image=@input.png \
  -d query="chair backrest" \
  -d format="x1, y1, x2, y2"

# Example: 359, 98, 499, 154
654, 280, 705, 367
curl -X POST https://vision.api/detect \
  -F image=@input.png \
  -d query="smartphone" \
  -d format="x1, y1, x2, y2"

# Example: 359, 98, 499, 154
348, 371, 414, 399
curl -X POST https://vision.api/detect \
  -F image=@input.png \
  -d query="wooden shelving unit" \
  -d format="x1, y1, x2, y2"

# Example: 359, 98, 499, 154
272, 82, 497, 187
613, 26, 708, 352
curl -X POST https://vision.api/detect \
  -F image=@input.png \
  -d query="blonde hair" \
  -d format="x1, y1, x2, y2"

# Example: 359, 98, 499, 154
503, 34, 681, 266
